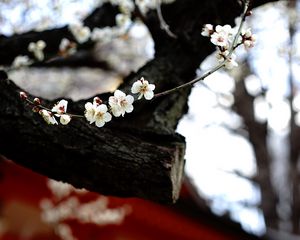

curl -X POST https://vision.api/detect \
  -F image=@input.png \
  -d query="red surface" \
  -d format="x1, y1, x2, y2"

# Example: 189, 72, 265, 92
0, 160, 245, 240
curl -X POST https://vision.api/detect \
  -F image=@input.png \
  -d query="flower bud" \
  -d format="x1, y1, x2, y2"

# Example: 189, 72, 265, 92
60, 114, 71, 125
19, 91, 28, 100
33, 98, 41, 105
93, 97, 102, 105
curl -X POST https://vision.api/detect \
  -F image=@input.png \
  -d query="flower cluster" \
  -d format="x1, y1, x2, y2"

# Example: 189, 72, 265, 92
51, 100, 72, 125
201, 23, 256, 69
68, 22, 91, 44
19, 77, 155, 127
19, 92, 72, 126
12, 55, 32, 68
59, 38, 77, 56
241, 28, 257, 49
84, 77, 155, 127
85, 98, 112, 127
8, 0, 176, 71
11, 40, 46, 69
28, 40, 46, 61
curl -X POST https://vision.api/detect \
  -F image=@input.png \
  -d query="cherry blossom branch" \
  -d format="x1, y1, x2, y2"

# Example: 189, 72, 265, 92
24, 98, 84, 119
18, 0, 255, 128
228, 0, 250, 56
154, 0, 251, 98
156, 0, 177, 39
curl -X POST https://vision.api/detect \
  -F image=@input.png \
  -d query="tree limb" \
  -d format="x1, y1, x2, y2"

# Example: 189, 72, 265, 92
0, 0, 278, 203
0, 3, 118, 65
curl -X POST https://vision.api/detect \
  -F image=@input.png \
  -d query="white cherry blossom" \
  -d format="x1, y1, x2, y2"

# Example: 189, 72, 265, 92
12, 55, 32, 68
28, 40, 46, 61
60, 114, 71, 125
201, 24, 213, 37
242, 28, 256, 49
84, 102, 97, 124
59, 38, 77, 55
40, 110, 58, 125
109, 90, 134, 117
69, 22, 91, 44
131, 77, 155, 100
94, 104, 112, 127
210, 25, 232, 48
116, 14, 131, 29
52, 100, 68, 115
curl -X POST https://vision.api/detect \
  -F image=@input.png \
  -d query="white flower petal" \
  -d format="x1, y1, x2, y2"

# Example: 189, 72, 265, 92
109, 96, 118, 106
144, 91, 154, 100
131, 81, 142, 93
114, 90, 126, 98
126, 95, 134, 104
112, 108, 122, 117
95, 120, 105, 128
96, 104, 108, 113
104, 112, 112, 122
125, 104, 134, 113
149, 84, 155, 91
85, 102, 93, 110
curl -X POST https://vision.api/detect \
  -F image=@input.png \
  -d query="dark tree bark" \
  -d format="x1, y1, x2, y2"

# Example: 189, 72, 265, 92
0, 0, 278, 203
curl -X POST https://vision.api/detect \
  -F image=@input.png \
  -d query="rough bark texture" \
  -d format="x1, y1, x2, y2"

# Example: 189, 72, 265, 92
0, 0, 278, 203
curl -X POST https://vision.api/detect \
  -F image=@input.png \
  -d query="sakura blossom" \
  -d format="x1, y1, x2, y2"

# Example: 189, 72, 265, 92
210, 24, 233, 48
201, 24, 214, 37
91, 27, 116, 43
39, 109, 58, 125
116, 0, 135, 15
94, 104, 112, 127
84, 102, 97, 124
52, 99, 68, 115
12, 55, 32, 68
242, 28, 257, 49
60, 114, 71, 125
131, 77, 155, 100
116, 14, 131, 29
19, 91, 28, 100
69, 22, 91, 44
109, 90, 134, 117
28, 40, 46, 61
59, 38, 77, 56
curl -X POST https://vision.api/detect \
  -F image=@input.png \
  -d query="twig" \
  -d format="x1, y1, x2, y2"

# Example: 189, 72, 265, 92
25, 98, 84, 118
156, 0, 177, 39
154, 0, 250, 98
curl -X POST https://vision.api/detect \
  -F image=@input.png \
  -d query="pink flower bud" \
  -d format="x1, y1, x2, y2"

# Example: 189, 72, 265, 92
33, 98, 41, 105
19, 91, 28, 100
246, 10, 252, 17
93, 97, 102, 105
